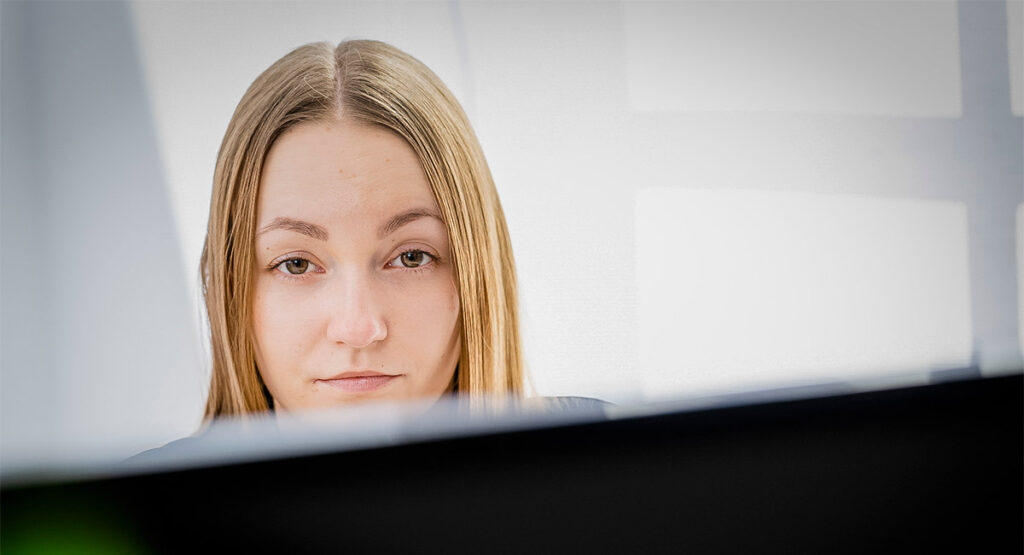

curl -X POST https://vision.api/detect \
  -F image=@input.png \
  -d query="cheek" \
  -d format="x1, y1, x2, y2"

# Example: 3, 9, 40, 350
449, 278, 460, 316
251, 281, 319, 374
251, 287, 280, 376
390, 274, 461, 352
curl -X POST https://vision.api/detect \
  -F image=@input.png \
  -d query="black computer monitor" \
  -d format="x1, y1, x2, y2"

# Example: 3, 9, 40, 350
3, 372, 1021, 553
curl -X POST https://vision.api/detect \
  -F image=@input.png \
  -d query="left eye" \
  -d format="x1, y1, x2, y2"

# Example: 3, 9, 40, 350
273, 257, 319, 275
389, 250, 435, 269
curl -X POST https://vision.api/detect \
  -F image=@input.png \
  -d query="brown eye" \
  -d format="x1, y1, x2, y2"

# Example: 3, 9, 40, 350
402, 251, 426, 267
277, 258, 311, 275
390, 250, 435, 269
286, 259, 309, 274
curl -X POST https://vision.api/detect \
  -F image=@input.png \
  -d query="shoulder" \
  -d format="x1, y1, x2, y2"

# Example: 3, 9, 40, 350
123, 435, 204, 468
524, 395, 614, 414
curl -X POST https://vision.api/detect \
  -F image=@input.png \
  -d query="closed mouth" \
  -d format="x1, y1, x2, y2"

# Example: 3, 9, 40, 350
315, 371, 402, 392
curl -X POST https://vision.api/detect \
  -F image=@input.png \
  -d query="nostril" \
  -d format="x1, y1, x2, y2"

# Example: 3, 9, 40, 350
327, 316, 387, 347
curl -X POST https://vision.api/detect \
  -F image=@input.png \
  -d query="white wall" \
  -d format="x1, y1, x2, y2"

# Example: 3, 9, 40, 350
2, 0, 1022, 463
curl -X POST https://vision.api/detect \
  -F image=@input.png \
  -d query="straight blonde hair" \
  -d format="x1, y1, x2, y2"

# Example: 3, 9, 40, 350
202, 40, 522, 419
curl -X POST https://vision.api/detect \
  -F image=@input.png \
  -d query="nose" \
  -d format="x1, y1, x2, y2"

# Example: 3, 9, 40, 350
324, 274, 387, 348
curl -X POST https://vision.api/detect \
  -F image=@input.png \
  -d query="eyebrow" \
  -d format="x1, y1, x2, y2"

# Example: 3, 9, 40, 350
257, 217, 329, 241
256, 208, 443, 242
378, 208, 444, 238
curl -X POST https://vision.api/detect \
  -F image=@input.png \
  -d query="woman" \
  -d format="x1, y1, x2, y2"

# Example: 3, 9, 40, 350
202, 39, 523, 419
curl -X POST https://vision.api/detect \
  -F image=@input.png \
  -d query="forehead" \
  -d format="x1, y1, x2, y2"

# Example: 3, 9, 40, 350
258, 120, 436, 223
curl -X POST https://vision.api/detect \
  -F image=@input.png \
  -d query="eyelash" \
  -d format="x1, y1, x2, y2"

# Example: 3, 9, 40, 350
267, 249, 439, 281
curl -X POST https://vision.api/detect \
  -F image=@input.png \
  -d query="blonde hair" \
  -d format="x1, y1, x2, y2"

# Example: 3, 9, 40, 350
201, 40, 522, 419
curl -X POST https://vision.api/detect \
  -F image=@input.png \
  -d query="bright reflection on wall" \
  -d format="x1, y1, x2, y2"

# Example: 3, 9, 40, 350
636, 188, 973, 399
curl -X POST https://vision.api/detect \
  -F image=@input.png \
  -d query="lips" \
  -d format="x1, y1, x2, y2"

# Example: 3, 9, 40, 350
316, 370, 401, 393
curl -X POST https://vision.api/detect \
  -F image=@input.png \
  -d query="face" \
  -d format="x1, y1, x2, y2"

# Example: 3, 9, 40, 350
252, 119, 461, 412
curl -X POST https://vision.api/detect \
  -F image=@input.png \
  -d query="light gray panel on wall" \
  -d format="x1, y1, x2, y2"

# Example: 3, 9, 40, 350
623, 0, 963, 116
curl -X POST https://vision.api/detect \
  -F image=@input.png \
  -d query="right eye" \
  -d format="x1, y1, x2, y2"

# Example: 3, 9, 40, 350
274, 258, 318, 275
